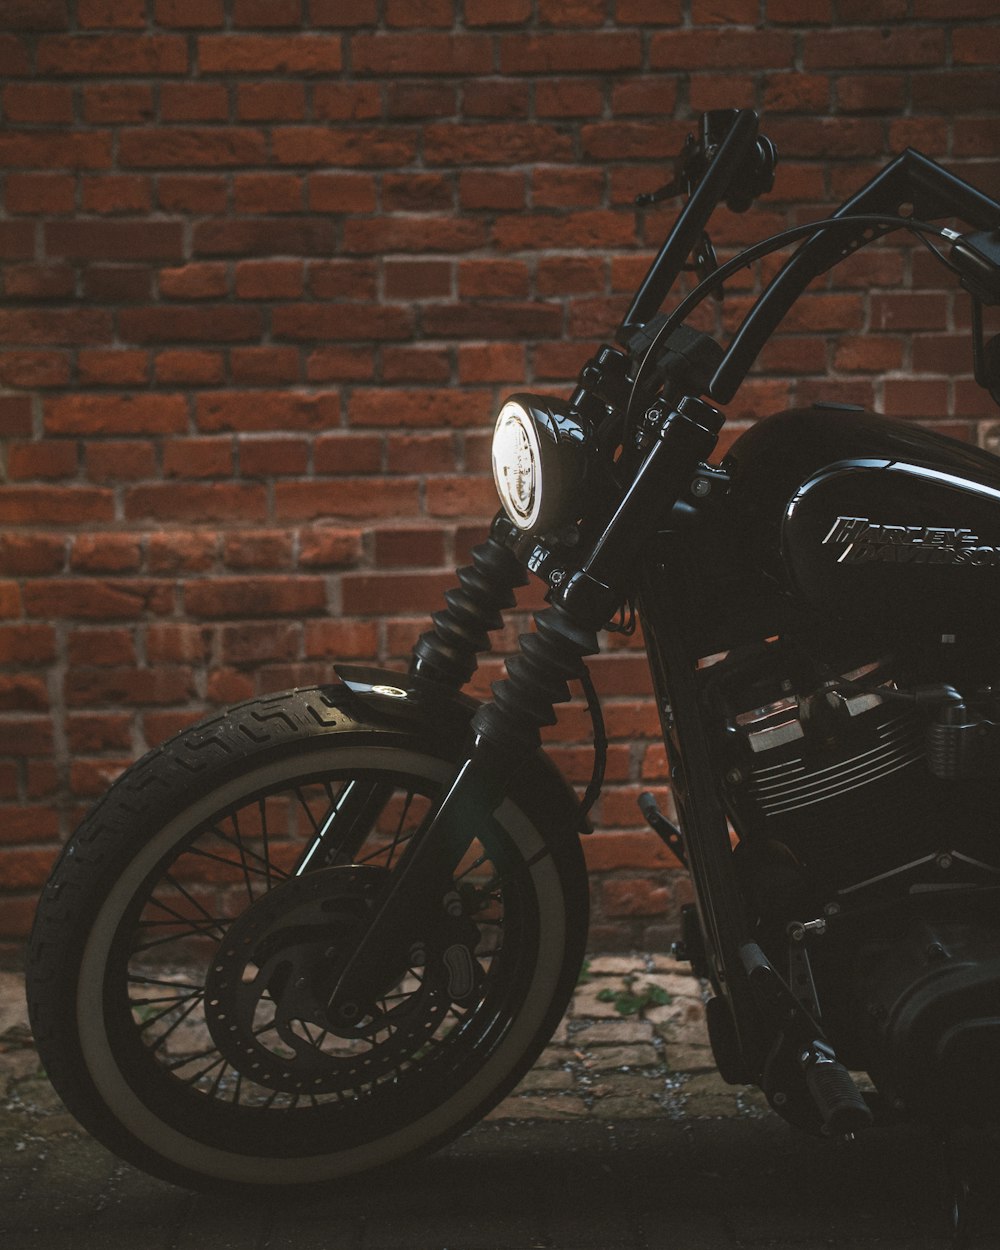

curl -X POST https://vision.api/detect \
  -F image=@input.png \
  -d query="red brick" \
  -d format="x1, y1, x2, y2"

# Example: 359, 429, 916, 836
82, 265, 153, 303
384, 260, 452, 299
459, 171, 526, 211
238, 437, 308, 476
155, 0, 224, 24
385, 82, 455, 118
37, 34, 188, 75
233, 0, 301, 24
0, 350, 71, 388
540, 78, 602, 117
424, 123, 573, 166
46, 219, 181, 260
458, 343, 525, 383
146, 531, 216, 572
298, 529, 364, 567
4, 265, 75, 299
160, 81, 229, 122
0, 130, 112, 168
159, 262, 228, 300
80, 175, 152, 215
532, 167, 603, 208
237, 81, 306, 121
45, 393, 188, 435
384, 433, 455, 474
157, 175, 228, 213
223, 530, 294, 568
0, 534, 65, 577
220, 622, 299, 664
308, 173, 377, 213
458, 259, 529, 298
2, 83, 73, 123
272, 303, 412, 341
79, 0, 144, 25
0, 35, 30, 77
234, 259, 304, 299
500, 32, 642, 72
805, 26, 945, 69
463, 0, 532, 23
194, 217, 336, 257
306, 347, 376, 383
342, 570, 456, 614
234, 173, 304, 214
272, 126, 417, 168
198, 35, 343, 74
373, 526, 445, 567
312, 81, 381, 120
382, 346, 451, 382
274, 478, 421, 520
125, 483, 266, 523
4, 172, 75, 214
163, 437, 232, 478
0, 805, 60, 844
146, 623, 210, 663
85, 440, 156, 481
65, 667, 195, 708
0, 673, 47, 711
386, 0, 452, 23
120, 126, 267, 167
154, 349, 225, 385
6, 440, 77, 480
22, 579, 171, 620
0, 624, 52, 666
119, 305, 261, 343
67, 714, 133, 752
0, 487, 113, 526
353, 32, 490, 75
423, 301, 563, 339
66, 626, 136, 666
466, 82, 531, 123
70, 534, 142, 573
0, 847, 59, 888
349, 388, 491, 428
302, 619, 378, 659
313, 434, 383, 474
231, 346, 301, 384
493, 210, 634, 251
196, 390, 339, 432
184, 576, 326, 618
82, 83, 154, 123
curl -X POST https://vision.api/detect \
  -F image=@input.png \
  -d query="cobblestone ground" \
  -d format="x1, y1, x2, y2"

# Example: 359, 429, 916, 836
0, 957, 765, 1140
2, 962, 991, 1250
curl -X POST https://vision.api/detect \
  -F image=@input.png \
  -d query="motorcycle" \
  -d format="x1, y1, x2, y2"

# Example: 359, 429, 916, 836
25, 108, 1000, 1230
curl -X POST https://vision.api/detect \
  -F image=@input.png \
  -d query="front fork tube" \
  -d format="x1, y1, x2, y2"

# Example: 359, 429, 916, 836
294, 780, 395, 875
325, 734, 526, 1021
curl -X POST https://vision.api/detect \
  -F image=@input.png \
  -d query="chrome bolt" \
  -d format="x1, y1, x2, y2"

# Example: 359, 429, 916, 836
691, 477, 712, 498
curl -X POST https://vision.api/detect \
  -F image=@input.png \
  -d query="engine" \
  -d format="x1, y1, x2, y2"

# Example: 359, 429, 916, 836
709, 636, 1000, 1126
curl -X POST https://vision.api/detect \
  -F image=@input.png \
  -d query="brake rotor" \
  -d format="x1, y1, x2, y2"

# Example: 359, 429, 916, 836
203, 865, 451, 1095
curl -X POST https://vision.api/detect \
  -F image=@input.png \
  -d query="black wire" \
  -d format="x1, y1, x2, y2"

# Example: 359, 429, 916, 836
625, 213, 953, 427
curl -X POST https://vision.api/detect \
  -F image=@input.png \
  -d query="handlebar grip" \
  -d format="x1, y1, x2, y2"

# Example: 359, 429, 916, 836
804, 1054, 873, 1136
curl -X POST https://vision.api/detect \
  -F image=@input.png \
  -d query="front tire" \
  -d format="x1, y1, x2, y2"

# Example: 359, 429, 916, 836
27, 686, 587, 1190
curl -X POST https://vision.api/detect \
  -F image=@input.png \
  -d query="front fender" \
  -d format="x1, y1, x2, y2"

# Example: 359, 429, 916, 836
332, 663, 585, 845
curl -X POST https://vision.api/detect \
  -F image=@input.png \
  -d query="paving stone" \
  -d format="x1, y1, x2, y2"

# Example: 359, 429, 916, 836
581, 1043, 660, 1070
583, 955, 648, 975
515, 1066, 575, 1091
570, 1018, 655, 1044
486, 1093, 590, 1119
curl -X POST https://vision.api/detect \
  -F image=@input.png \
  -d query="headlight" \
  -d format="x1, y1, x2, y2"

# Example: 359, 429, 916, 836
491, 394, 592, 533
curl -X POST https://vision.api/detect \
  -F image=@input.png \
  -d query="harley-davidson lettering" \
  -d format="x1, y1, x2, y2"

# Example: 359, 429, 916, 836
822, 515, 1000, 565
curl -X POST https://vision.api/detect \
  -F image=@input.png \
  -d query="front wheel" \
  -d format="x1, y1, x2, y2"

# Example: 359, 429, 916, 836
27, 686, 588, 1190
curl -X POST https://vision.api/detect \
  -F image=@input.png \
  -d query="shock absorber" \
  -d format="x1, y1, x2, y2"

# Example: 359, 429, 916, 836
472, 603, 600, 753
409, 514, 528, 691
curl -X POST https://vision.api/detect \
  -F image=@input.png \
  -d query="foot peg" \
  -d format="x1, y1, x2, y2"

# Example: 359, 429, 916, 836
800, 1042, 873, 1137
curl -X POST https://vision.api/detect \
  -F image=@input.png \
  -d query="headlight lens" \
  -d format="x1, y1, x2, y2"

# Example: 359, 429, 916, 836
492, 399, 543, 529
491, 394, 592, 533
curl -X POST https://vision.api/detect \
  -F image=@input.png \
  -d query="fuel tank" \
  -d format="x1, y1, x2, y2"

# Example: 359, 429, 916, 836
722, 406, 1000, 637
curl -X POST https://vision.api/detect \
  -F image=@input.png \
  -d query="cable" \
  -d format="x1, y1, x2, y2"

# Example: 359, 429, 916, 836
625, 214, 954, 430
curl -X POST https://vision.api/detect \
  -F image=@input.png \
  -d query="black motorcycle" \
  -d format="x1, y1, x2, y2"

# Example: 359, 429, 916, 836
26, 110, 1000, 1224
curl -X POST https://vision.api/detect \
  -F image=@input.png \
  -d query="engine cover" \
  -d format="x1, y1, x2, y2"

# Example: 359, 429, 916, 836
819, 907, 1000, 1125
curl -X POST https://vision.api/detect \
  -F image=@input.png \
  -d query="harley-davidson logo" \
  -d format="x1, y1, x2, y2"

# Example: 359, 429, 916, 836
822, 516, 1000, 566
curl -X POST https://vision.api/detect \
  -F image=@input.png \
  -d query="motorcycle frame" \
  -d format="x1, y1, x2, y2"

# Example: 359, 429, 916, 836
334, 109, 1000, 1077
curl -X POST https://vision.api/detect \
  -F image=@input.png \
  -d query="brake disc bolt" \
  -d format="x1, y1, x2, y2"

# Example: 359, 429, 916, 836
443, 892, 463, 917
410, 944, 427, 967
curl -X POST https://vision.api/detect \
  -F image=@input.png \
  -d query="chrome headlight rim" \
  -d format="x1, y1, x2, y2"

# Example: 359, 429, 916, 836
491, 393, 592, 535
492, 398, 544, 531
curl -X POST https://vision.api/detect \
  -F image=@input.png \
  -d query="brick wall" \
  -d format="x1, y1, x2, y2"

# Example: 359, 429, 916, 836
1, 1, 998, 961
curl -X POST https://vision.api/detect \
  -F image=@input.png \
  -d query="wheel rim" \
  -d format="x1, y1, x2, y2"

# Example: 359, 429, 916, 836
77, 746, 567, 1180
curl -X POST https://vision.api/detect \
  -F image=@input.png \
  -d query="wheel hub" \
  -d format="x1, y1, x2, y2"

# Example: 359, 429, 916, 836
203, 865, 455, 1095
